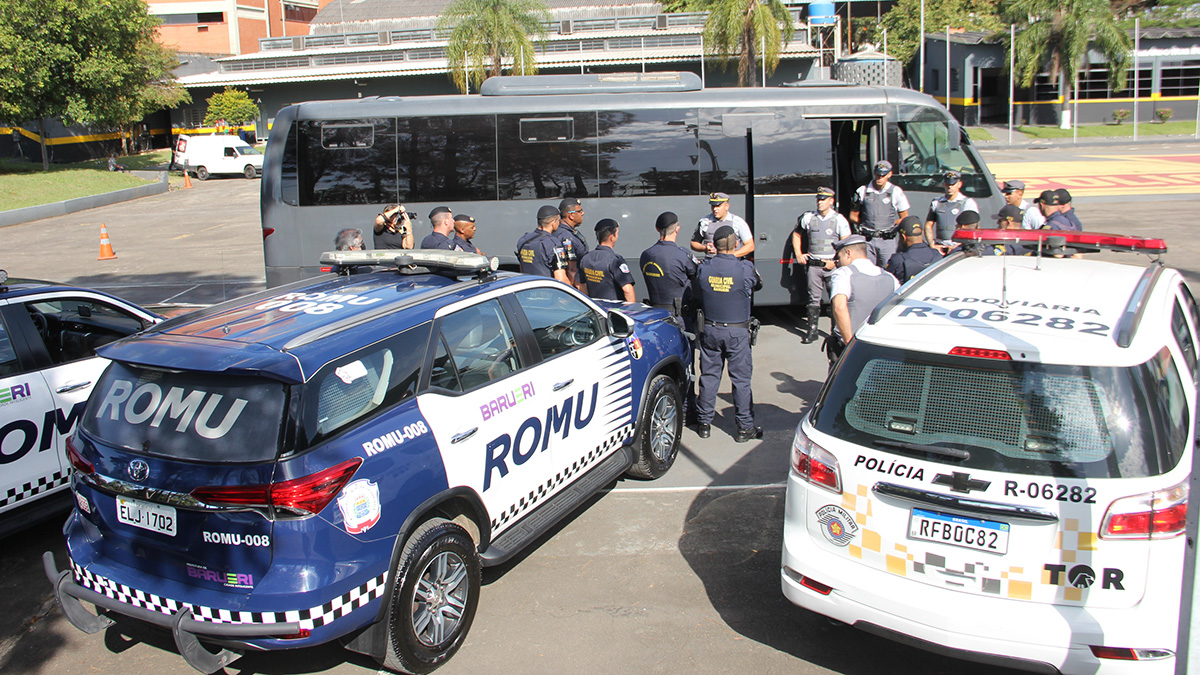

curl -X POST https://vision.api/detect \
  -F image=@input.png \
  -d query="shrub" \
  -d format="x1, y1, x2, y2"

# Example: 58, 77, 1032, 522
1112, 109, 1131, 124
1156, 108, 1174, 123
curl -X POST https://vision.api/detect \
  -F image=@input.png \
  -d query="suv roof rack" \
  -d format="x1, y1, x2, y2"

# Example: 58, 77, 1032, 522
319, 249, 499, 278
951, 230, 1168, 255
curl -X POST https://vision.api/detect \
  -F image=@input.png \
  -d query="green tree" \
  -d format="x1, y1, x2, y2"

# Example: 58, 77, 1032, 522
438, 0, 550, 94
1006, 0, 1130, 123
203, 88, 261, 129
873, 0, 1004, 65
702, 0, 795, 86
0, 0, 187, 170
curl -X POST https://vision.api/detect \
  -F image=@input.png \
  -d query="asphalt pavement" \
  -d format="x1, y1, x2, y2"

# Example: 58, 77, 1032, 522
1, 144, 1196, 675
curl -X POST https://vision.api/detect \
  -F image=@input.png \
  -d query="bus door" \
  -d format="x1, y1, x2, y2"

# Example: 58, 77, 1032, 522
827, 117, 884, 219
707, 109, 837, 306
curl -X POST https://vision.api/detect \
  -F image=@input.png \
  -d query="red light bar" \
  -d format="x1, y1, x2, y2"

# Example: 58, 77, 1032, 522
951, 229, 1167, 254
949, 346, 1012, 360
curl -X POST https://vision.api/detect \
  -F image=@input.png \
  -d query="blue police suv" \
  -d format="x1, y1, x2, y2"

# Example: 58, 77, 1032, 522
45, 250, 689, 674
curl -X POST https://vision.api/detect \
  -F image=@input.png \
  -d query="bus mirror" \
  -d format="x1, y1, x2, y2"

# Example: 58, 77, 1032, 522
948, 120, 963, 150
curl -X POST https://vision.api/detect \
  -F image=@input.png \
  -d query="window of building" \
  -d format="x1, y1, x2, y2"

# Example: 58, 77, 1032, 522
1160, 61, 1200, 97
160, 12, 224, 25
284, 4, 317, 22
1076, 66, 1153, 99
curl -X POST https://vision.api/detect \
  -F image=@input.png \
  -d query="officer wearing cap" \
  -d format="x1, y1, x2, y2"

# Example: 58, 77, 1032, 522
693, 225, 761, 442
691, 192, 754, 260
984, 205, 1029, 256
999, 179, 1040, 227
924, 170, 979, 251
851, 159, 911, 267
885, 216, 942, 283
1034, 190, 1073, 231
793, 186, 852, 344
827, 234, 899, 368
515, 205, 570, 284
1055, 189, 1083, 231
420, 206, 457, 250
557, 197, 590, 280
640, 211, 697, 312
451, 214, 483, 254
577, 219, 636, 302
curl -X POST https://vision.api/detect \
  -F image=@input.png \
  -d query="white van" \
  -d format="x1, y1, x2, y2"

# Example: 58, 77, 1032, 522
174, 134, 263, 180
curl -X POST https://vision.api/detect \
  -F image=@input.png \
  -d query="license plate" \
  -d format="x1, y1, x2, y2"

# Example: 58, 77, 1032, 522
908, 508, 1009, 555
116, 496, 177, 537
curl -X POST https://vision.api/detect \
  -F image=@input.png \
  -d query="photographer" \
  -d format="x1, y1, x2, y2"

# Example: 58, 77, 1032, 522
373, 204, 413, 250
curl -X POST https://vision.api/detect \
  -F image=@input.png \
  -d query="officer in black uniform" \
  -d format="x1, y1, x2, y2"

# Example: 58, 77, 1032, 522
515, 205, 570, 284
693, 225, 762, 442
558, 197, 590, 282
639, 211, 697, 312
576, 218, 636, 301
420, 206, 456, 250
885, 216, 943, 283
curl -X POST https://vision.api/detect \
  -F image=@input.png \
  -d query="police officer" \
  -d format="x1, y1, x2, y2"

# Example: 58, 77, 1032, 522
691, 192, 754, 260
577, 219, 636, 301
557, 197, 590, 281
640, 211, 697, 312
924, 170, 979, 252
1055, 189, 1083, 231
693, 225, 762, 442
792, 186, 851, 344
851, 160, 911, 267
420, 206, 456, 250
885, 216, 942, 283
1034, 190, 1073, 230
451, 214, 483, 254
827, 234, 898, 369
515, 205, 570, 284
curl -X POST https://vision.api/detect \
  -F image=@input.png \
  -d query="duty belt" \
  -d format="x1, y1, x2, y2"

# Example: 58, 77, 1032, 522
705, 319, 751, 329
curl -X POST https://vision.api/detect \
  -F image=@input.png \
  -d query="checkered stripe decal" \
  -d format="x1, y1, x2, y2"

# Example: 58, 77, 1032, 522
490, 423, 634, 531
1, 470, 69, 509
72, 562, 387, 630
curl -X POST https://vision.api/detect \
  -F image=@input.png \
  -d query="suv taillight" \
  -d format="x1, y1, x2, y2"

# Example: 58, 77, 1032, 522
1100, 482, 1187, 540
64, 435, 94, 475
191, 458, 362, 516
791, 425, 841, 494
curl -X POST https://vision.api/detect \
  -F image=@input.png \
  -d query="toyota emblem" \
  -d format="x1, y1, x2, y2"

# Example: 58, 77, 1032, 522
128, 459, 149, 482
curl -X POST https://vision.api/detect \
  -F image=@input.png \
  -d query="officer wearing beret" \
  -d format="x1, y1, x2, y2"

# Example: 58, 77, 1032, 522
577, 219, 636, 302
451, 214, 483, 254
827, 234, 898, 370
515, 205, 570, 284
692, 192, 754, 260
924, 170, 979, 252
557, 197, 590, 281
640, 211, 697, 312
793, 186, 852, 344
851, 160, 911, 267
694, 225, 762, 442
885, 216, 942, 283
419, 206, 457, 250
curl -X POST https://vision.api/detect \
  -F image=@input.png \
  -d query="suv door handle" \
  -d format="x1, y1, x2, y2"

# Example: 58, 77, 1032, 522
451, 428, 478, 444
553, 379, 574, 392
56, 381, 91, 394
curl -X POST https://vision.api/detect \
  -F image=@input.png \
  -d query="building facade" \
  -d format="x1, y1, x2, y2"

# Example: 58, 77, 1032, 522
150, 0, 335, 56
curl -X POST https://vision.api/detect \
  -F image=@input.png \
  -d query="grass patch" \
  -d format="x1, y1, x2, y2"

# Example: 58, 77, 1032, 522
966, 127, 996, 142
1017, 120, 1198, 138
1, 150, 174, 211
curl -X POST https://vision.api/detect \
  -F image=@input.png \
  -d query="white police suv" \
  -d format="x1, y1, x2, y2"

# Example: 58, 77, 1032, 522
782, 231, 1196, 674
45, 250, 689, 674
0, 271, 160, 537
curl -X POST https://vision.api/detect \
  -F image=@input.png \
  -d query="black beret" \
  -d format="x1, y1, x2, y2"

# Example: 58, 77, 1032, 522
655, 211, 678, 231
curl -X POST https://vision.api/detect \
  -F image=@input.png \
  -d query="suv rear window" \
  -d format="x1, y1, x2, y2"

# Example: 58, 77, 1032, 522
82, 362, 287, 462
812, 343, 1187, 479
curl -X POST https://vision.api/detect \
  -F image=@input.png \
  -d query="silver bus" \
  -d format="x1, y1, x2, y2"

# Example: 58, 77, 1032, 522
260, 72, 1002, 305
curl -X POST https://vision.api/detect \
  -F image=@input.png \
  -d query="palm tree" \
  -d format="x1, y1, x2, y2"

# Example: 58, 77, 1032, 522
438, 0, 550, 94
1006, 0, 1130, 125
702, 0, 795, 87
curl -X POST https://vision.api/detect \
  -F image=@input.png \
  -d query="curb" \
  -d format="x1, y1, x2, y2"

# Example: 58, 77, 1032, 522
0, 171, 170, 228
972, 132, 1200, 151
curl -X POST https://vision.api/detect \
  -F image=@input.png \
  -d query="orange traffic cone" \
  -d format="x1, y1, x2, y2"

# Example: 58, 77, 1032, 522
98, 224, 117, 261
183, 169, 193, 189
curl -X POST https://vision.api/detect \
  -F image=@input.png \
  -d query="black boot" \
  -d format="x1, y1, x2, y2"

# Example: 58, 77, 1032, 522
803, 306, 821, 344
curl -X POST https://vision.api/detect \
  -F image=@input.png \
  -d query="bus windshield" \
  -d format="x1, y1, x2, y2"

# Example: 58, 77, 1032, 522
891, 105, 990, 199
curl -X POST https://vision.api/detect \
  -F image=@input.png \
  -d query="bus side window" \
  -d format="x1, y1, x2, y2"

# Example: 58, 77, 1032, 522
499, 112, 598, 200
281, 121, 298, 205
397, 116, 497, 202
298, 118, 398, 206
598, 109, 701, 197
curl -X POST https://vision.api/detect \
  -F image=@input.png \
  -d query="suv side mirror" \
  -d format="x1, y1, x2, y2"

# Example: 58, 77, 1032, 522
608, 310, 634, 338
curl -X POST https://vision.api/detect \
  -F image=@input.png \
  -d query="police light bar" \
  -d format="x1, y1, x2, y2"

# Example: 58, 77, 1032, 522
951, 230, 1168, 254
319, 249, 500, 274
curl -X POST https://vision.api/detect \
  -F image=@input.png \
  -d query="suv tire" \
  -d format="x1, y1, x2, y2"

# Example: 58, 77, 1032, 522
626, 374, 681, 479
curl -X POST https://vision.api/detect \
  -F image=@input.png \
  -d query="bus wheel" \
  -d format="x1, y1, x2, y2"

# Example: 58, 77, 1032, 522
196, 166, 209, 181
243, 164, 256, 179
379, 517, 479, 674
